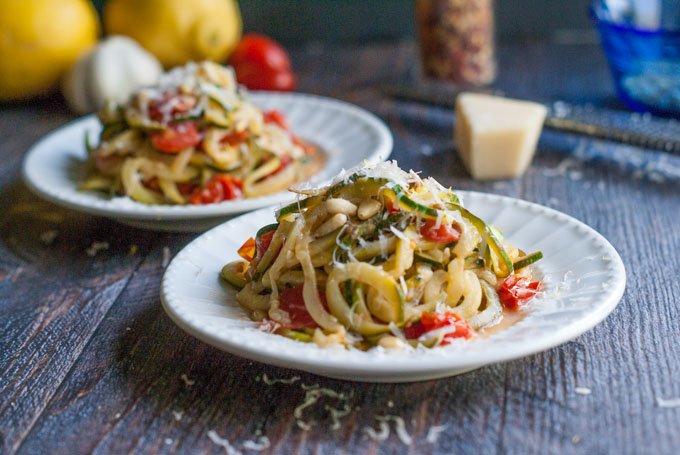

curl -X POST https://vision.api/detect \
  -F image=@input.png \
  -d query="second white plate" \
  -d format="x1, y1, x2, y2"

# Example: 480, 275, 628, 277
160, 192, 626, 382
22, 92, 393, 232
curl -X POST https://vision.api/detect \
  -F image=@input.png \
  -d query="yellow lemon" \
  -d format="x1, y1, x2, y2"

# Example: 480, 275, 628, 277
0, 0, 99, 101
105, 0, 242, 68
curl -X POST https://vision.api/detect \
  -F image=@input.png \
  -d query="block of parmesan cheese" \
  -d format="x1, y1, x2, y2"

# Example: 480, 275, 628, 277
455, 92, 547, 180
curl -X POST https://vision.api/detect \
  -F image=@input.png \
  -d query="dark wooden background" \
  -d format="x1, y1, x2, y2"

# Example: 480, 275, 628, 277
1, 39, 679, 454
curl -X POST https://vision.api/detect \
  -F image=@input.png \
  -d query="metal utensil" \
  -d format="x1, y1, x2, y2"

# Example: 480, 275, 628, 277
380, 85, 680, 154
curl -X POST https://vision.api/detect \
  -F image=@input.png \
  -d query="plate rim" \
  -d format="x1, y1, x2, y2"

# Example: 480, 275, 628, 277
21, 91, 393, 221
160, 191, 627, 380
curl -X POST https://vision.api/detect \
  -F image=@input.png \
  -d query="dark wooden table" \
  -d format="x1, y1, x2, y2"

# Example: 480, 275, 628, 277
1, 39, 679, 455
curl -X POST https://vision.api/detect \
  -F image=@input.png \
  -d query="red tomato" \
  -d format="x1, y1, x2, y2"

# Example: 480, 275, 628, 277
233, 63, 296, 91
228, 33, 292, 73
143, 178, 196, 197
149, 94, 197, 122
420, 219, 461, 243
143, 177, 161, 191
498, 275, 542, 310
220, 130, 249, 146
255, 230, 275, 260
404, 311, 474, 344
384, 199, 400, 214
278, 286, 325, 329
189, 175, 243, 205
151, 122, 202, 153
176, 181, 198, 195
274, 155, 293, 175
292, 136, 317, 156
263, 110, 290, 130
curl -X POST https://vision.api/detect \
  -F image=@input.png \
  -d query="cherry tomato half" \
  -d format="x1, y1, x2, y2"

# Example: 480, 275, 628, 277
263, 110, 290, 130
278, 285, 326, 330
148, 94, 197, 123
151, 122, 202, 153
220, 130, 249, 146
189, 174, 243, 205
420, 219, 461, 243
497, 275, 541, 310
403, 311, 474, 344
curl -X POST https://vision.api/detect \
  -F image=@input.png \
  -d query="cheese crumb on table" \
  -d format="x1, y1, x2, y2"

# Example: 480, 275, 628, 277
455, 92, 547, 180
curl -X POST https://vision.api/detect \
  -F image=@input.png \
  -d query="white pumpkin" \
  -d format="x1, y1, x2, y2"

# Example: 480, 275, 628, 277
62, 35, 163, 114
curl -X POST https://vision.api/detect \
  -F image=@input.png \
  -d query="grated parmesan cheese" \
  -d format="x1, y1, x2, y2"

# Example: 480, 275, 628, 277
261, 373, 300, 385
657, 397, 680, 408
172, 410, 183, 421
180, 373, 195, 386
389, 226, 409, 241
575, 387, 592, 395
425, 424, 448, 443
242, 436, 270, 451
366, 416, 412, 445
363, 420, 390, 441
326, 403, 352, 431
86, 241, 109, 257
207, 430, 242, 455
294, 384, 350, 431
40, 230, 58, 245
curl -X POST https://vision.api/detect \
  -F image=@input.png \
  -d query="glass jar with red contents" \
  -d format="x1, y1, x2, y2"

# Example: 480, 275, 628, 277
416, 0, 496, 86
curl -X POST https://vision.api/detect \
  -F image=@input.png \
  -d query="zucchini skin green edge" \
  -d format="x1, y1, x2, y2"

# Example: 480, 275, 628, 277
451, 204, 514, 278
513, 251, 543, 270
256, 223, 279, 239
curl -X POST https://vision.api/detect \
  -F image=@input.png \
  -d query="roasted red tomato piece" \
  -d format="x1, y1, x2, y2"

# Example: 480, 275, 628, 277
189, 174, 243, 204
497, 275, 541, 310
151, 122, 202, 153
278, 285, 326, 330
263, 109, 290, 130
220, 130, 249, 146
420, 219, 461, 243
255, 230, 275, 259
404, 311, 474, 344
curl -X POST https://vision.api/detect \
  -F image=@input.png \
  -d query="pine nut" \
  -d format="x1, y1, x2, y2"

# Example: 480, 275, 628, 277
378, 336, 406, 349
314, 213, 348, 237
325, 198, 357, 216
357, 199, 382, 220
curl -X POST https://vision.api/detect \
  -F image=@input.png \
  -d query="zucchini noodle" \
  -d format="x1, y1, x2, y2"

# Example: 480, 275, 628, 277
221, 161, 543, 349
82, 61, 322, 205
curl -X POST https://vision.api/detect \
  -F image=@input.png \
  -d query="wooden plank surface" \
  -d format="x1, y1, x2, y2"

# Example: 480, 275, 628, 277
1, 40, 679, 455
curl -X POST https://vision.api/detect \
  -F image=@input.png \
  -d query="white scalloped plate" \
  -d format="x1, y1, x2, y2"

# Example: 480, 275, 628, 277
161, 192, 626, 382
22, 92, 392, 232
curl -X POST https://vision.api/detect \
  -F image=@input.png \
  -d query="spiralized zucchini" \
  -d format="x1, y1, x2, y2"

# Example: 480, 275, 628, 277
82, 61, 322, 205
222, 161, 543, 349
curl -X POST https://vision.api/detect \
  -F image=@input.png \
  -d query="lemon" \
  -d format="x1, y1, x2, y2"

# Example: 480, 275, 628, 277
105, 0, 242, 68
0, 0, 99, 101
